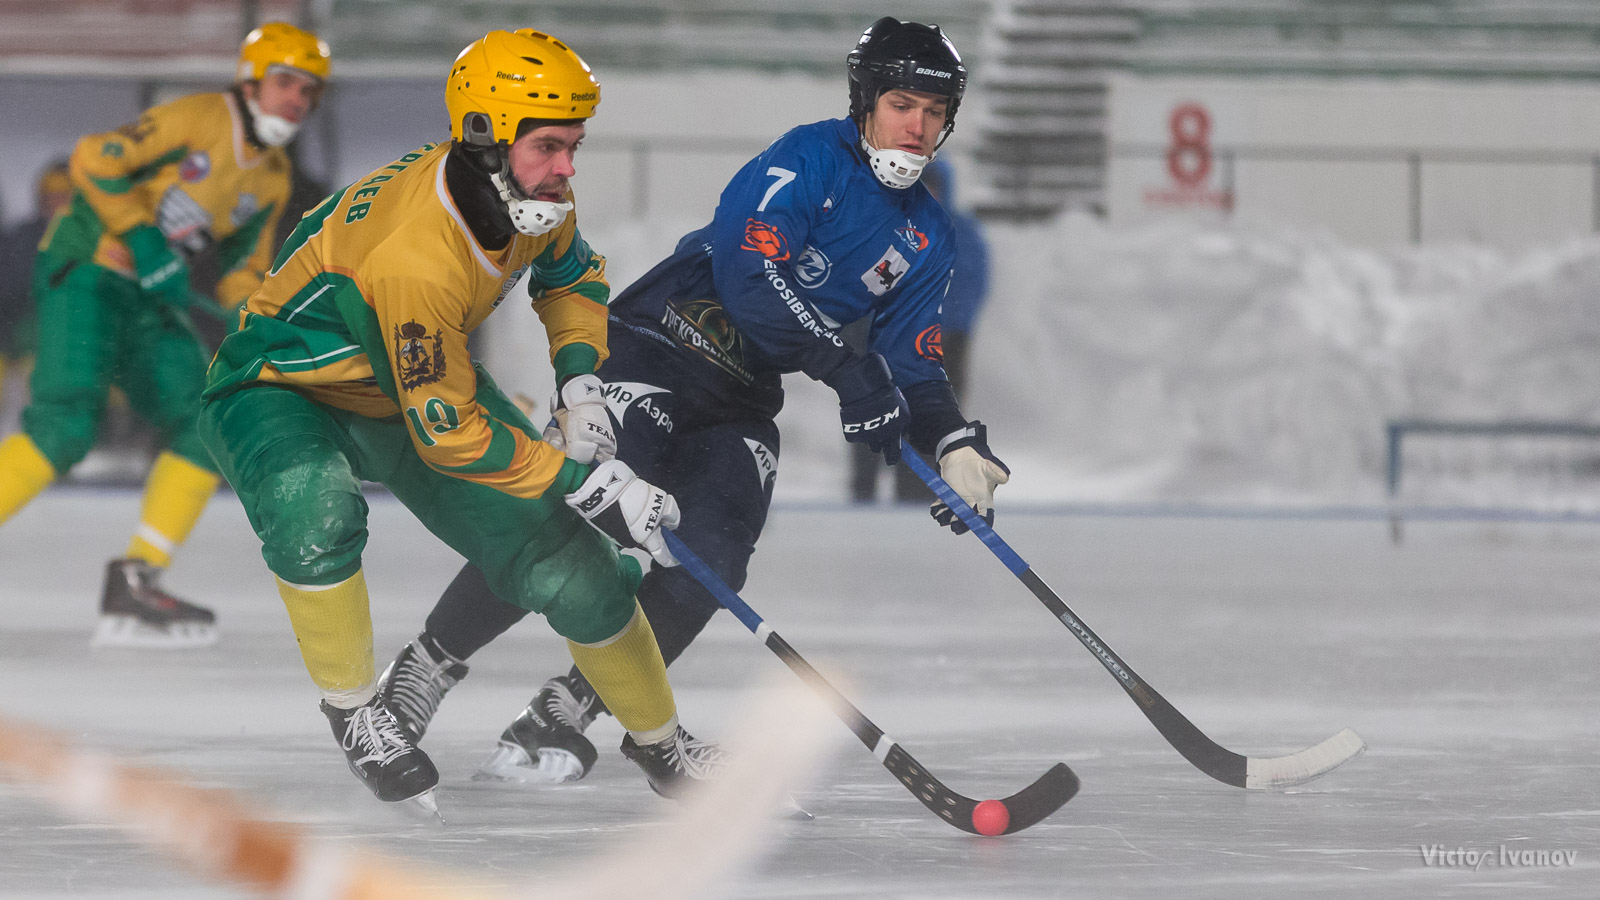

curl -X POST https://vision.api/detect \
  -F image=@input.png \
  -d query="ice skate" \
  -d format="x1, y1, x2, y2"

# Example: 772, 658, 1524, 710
620, 724, 731, 800
780, 795, 814, 821
376, 635, 468, 742
474, 674, 599, 784
320, 697, 440, 816
91, 558, 218, 649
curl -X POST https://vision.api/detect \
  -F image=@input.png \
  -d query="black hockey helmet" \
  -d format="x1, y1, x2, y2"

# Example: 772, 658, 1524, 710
847, 17, 967, 140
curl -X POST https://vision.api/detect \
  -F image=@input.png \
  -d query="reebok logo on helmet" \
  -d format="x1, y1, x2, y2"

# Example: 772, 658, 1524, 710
495, 71, 526, 82
571, 91, 598, 102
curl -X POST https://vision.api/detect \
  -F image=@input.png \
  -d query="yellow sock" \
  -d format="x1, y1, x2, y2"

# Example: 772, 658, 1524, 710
567, 602, 677, 736
0, 434, 57, 525
275, 570, 376, 706
126, 451, 222, 568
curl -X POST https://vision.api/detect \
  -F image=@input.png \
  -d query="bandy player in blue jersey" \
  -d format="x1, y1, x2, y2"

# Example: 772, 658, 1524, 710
374, 18, 1014, 786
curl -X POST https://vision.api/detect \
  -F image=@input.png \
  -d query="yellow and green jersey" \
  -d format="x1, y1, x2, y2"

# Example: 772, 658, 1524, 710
206, 142, 612, 500
45, 91, 290, 308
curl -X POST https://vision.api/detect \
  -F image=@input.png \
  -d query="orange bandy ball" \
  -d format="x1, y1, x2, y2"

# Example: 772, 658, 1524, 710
971, 799, 1009, 836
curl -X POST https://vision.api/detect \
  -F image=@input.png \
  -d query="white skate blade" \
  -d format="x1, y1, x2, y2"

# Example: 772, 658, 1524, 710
401, 787, 444, 825
472, 742, 587, 784
90, 614, 218, 650
779, 795, 813, 821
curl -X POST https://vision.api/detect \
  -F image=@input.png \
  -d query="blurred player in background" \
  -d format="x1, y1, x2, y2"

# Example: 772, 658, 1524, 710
0, 23, 328, 649
199, 29, 722, 812
0, 160, 71, 423
372, 16, 1011, 786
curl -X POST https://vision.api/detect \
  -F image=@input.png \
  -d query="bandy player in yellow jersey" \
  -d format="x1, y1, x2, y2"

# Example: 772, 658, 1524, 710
0, 23, 329, 648
198, 30, 723, 812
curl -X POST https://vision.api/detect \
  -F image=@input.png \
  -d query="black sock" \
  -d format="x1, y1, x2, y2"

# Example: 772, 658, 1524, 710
637, 568, 720, 667
422, 563, 531, 661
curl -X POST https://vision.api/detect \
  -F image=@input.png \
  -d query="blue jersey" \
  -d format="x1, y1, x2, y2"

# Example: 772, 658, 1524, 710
610, 117, 966, 447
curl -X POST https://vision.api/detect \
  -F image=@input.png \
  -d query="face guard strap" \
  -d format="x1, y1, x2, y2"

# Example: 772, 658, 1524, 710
458, 111, 575, 236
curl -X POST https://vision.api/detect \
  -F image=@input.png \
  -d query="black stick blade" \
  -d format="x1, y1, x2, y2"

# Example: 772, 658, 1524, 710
880, 743, 1079, 836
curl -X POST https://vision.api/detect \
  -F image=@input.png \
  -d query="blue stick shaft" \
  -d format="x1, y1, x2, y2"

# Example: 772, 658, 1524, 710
658, 527, 1082, 826
663, 531, 764, 633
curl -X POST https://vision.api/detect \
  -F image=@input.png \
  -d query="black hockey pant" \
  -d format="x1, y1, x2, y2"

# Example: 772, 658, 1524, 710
422, 326, 780, 679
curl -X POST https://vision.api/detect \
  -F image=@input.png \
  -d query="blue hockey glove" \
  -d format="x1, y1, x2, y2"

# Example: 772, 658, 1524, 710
930, 422, 1010, 535
121, 224, 191, 310
825, 352, 908, 466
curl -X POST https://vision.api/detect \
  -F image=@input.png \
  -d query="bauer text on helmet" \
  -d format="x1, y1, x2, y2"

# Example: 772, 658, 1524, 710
847, 17, 967, 189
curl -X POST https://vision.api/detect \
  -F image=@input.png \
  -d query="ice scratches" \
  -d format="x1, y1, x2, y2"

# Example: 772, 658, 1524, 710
531, 674, 834, 898
0, 674, 833, 900
1072, 823, 1165, 864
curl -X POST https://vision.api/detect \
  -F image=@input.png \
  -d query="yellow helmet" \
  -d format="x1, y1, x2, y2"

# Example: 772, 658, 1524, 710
447, 29, 600, 145
237, 22, 331, 84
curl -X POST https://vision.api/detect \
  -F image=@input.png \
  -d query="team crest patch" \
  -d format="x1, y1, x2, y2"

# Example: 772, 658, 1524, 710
795, 245, 831, 289
896, 222, 928, 253
661, 298, 756, 385
743, 438, 778, 491
741, 219, 790, 261
861, 245, 909, 296
179, 151, 211, 183
915, 324, 943, 362
394, 320, 446, 389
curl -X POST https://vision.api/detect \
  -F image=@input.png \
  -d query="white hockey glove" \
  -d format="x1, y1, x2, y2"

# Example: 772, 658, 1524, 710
541, 374, 617, 464
565, 459, 681, 567
930, 422, 1010, 535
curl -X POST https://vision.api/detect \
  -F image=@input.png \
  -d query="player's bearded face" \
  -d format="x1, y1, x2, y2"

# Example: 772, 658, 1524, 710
507, 123, 586, 202
865, 89, 948, 159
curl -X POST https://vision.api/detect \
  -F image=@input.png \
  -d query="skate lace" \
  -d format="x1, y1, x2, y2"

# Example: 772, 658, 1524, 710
126, 563, 179, 612
386, 643, 460, 730
541, 678, 597, 730
342, 705, 411, 767
665, 728, 732, 780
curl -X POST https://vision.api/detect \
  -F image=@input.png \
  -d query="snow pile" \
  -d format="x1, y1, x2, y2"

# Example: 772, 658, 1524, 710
968, 213, 1600, 507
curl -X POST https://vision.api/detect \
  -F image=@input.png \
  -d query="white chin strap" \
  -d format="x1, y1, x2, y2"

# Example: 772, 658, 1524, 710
490, 172, 572, 236
245, 97, 300, 147
862, 138, 931, 190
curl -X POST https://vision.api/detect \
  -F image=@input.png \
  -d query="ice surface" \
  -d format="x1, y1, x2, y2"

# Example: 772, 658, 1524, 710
1, 491, 1595, 897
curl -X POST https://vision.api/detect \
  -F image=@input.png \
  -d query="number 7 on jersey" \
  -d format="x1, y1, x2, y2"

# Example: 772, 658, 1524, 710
758, 167, 796, 212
